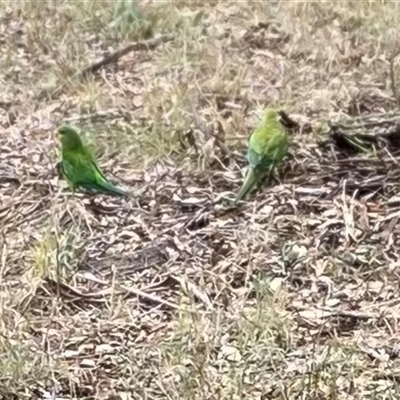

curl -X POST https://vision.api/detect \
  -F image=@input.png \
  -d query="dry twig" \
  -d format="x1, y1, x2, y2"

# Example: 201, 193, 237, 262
39, 34, 174, 100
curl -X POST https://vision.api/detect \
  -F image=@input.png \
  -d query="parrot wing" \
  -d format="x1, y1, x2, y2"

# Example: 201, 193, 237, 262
248, 126, 288, 172
62, 153, 128, 197
235, 124, 288, 203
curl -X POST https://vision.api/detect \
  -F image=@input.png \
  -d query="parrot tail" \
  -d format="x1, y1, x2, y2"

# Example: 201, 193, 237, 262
85, 181, 129, 197
234, 167, 259, 203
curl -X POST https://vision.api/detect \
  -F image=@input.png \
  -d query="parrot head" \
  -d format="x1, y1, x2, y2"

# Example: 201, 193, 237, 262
263, 108, 297, 130
58, 125, 84, 150
263, 108, 280, 121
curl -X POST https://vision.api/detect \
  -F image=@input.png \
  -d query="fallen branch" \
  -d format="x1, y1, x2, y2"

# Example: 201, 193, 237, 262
294, 306, 400, 321
119, 283, 179, 310
328, 117, 400, 131
326, 309, 378, 320
39, 34, 174, 100
78, 34, 173, 80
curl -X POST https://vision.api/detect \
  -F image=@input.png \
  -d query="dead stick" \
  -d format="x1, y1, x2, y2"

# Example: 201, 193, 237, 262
329, 117, 400, 130
78, 33, 174, 80
119, 284, 179, 310
295, 306, 397, 321
40, 34, 174, 100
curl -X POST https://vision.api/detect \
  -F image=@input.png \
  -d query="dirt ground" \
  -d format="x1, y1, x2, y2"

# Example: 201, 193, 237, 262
2, 1, 400, 399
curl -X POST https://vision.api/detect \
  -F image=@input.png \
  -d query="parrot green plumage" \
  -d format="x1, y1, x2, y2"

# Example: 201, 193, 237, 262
58, 125, 128, 197
234, 108, 289, 203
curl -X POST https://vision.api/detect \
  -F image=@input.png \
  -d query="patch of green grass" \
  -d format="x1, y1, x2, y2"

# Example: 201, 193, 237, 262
109, 0, 153, 40
30, 215, 87, 281
0, 331, 55, 397
157, 277, 291, 399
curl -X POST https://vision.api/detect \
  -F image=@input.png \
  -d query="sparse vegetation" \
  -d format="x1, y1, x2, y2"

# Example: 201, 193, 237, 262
2, 0, 400, 398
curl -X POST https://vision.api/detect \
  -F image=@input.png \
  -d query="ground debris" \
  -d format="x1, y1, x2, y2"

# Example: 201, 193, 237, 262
3, 2, 400, 399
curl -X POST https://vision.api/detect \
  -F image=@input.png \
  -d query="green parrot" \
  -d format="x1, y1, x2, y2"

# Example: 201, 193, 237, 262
234, 108, 289, 203
58, 125, 128, 197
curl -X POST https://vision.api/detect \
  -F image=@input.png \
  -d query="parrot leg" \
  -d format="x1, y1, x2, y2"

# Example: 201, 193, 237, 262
257, 173, 270, 190
67, 182, 76, 197
270, 169, 283, 186
270, 174, 280, 185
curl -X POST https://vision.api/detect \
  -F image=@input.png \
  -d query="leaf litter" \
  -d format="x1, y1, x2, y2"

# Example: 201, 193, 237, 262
2, 1, 400, 399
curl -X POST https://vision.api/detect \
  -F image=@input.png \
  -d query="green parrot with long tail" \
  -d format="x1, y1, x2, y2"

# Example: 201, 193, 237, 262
57, 125, 128, 197
234, 108, 289, 203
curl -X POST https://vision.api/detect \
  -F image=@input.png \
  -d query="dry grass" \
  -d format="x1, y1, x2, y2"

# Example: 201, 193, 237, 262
3, 0, 400, 398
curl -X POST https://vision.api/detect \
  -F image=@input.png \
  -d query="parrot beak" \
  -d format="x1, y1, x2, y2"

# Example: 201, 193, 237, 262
278, 110, 299, 130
